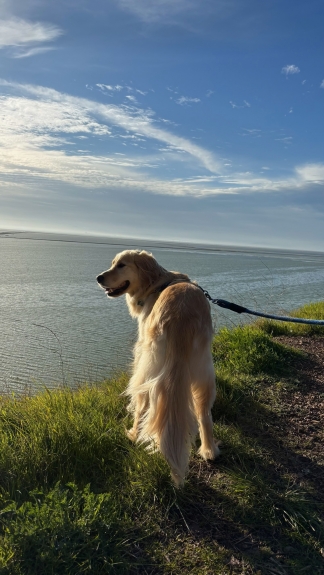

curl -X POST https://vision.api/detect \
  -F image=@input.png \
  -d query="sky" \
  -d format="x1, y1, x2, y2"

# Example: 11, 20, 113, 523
0, 0, 324, 250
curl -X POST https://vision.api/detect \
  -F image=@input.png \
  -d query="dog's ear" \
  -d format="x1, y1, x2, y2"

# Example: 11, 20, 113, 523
133, 251, 165, 286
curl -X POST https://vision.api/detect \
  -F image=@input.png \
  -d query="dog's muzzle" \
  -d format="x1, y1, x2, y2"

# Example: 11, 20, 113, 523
97, 275, 130, 297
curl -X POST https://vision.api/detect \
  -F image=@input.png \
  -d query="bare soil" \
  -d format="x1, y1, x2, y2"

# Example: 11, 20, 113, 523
181, 335, 324, 574
274, 335, 324, 494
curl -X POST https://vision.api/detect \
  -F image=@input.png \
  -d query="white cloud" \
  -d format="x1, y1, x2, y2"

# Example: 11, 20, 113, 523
0, 1, 63, 58
96, 84, 123, 92
1, 80, 323, 200
241, 128, 261, 136
11, 46, 56, 58
125, 95, 138, 103
0, 79, 221, 181
320, 80, 324, 89
0, 17, 62, 49
281, 64, 300, 75
275, 136, 293, 144
0, 93, 112, 139
96, 84, 147, 99
296, 163, 324, 183
175, 96, 201, 105
230, 100, 251, 109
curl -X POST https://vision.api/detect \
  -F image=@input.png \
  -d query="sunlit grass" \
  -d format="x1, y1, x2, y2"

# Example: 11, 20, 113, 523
212, 324, 297, 376
257, 300, 324, 336
0, 302, 323, 574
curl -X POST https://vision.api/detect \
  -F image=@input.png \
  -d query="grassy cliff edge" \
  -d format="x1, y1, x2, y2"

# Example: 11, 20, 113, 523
0, 303, 323, 574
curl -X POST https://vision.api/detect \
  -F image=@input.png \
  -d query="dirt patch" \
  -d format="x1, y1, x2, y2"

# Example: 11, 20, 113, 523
274, 335, 324, 494
182, 335, 324, 574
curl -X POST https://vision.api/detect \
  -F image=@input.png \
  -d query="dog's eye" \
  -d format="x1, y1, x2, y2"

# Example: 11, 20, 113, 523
117, 263, 125, 268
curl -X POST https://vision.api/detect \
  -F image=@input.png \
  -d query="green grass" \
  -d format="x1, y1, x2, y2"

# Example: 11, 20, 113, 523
257, 300, 324, 336
0, 302, 324, 574
212, 324, 296, 376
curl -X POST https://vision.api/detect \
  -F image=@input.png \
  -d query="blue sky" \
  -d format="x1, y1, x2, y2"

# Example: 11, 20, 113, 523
0, 0, 323, 249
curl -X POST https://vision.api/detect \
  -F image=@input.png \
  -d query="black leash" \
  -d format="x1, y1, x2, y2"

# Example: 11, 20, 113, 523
139, 280, 324, 325
198, 287, 324, 326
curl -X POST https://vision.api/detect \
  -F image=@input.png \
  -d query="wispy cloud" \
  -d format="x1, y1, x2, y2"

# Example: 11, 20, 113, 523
0, 2, 63, 59
125, 95, 138, 103
321, 80, 324, 89
0, 79, 221, 175
114, 0, 235, 29
281, 64, 300, 75
115, 0, 197, 23
241, 128, 261, 137
1, 80, 323, 201
275, 136, 293, 144
230, 100, 251, 109
175, 96, 201, 105
0, 18, 62, 50
11, 46, 56, 59
95, 84, 147, 99
96, 84, 123, 92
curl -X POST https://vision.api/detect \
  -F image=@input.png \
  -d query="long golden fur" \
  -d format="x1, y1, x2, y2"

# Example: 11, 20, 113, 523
97, 250, 220, 486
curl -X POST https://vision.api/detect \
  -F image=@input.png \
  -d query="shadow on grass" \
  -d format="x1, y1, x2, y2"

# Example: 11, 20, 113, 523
166, 341, 324, 574
1, 335, 323, 574
173, 470, 323, 575
0, 482, 159, 575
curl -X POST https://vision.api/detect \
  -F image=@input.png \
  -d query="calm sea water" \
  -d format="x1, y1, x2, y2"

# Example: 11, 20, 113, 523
1, 232, 324, 393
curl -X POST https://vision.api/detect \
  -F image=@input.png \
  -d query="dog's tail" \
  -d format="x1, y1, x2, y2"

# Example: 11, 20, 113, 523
137, 331, 197, 486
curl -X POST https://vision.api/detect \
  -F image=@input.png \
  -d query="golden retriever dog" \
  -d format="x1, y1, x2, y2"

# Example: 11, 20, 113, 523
97, 250, 220, 486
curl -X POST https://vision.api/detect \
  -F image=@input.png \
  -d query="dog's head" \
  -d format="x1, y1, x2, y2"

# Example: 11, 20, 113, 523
96, 250, 166, 298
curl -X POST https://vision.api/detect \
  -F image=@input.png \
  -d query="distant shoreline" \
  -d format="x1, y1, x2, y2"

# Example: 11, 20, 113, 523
1, 229, 324, 260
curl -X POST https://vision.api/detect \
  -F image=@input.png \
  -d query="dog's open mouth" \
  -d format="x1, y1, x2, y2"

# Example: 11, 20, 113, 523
105, 280, 130, 297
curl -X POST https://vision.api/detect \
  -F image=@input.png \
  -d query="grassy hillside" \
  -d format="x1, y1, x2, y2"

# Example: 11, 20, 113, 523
0, 303, 323, 574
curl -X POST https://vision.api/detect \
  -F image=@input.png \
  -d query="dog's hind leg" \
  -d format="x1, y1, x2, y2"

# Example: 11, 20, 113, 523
191, 356, 220, 461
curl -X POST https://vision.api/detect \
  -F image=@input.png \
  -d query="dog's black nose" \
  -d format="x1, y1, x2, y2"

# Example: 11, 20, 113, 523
97, 274, 105, 284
